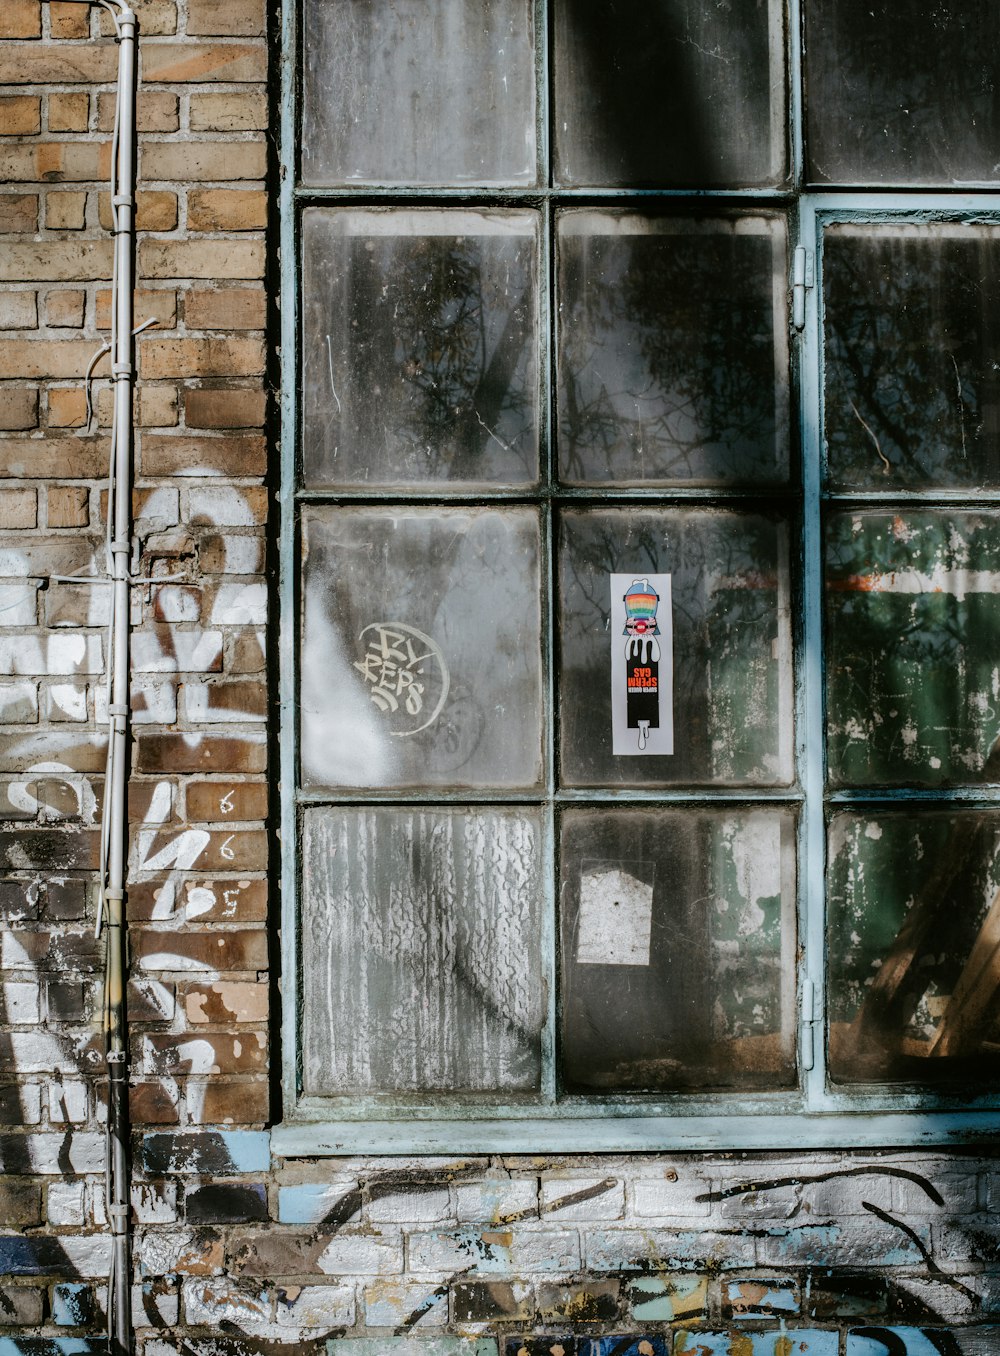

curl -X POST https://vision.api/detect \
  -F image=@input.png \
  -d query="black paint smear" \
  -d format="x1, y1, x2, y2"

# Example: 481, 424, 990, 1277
862, 1199, 979, 1305
850, 1327, 961, 1356
696, 1164, 945, 1208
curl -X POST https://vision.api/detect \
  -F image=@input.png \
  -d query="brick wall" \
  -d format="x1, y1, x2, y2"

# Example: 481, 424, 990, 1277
0, 2, 999, 1354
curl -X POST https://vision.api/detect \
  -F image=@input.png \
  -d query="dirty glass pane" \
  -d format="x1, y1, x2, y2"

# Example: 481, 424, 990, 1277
302, 806, 544, 1096
558, 509, 794, 787
560, 807, 797, 1092
826, 510, 1000, 786
557, 213, 789, 486
805, 0, 1000, 185
825, 224, 1000, 491
828, 811, 1000, 1085
552, 0, 786, 188
301, 0, 536, 186
300, 507, 543, 790
302, 209, 539, 491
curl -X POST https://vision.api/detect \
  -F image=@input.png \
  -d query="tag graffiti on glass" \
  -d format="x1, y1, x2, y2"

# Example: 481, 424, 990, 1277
610, 573, 673, 755
354, 622, 450, 736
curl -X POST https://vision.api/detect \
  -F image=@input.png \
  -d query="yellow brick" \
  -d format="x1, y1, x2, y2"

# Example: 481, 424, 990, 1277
0, 194, 37, 232
187, 189, 266, 232
98, 190, 178, 232
0, 388, 38, 431
184, 286, 264, 330
0, 96, 40, 134
0, 488, 37, 528
0, 437, 106, 478
47, 485, 89, 528
97, 90, 178, 133
47, 91, 89, 132
139, 336, 264, 379
0, 44, 118, 84
139, 239, 263, 281
140, 140, 265, 183
96, 385, 178, 428
99, 0, 175, 36
139, 43, 266, 84
48, 388, 87, 428
43, 288, 85, 328
44, 193, 88, 231
50, 3, 91, 38
96, 288, 176, 331
0, 240, 110, 282
0, 292, 37, 328
0, 2, 41, 40
0, 141, 110, 183
0, 339, 109, 379
184, 385, 265, 428
189, 91, 267, 132
187, 0, 264, 37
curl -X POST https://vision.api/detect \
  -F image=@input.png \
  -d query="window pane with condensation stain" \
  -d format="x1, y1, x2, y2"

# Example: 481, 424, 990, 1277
558, 508, 794, 787
805, 0, 1000, 186
301, 0, 536, 186
560, 807, 797, 1092
826, 510, 1000, 786
553, 0, 786, 188
828, 810, 1000, 1086
300, 506, 543, 791
302, 209, 539, 491
301, 806, 544, 1096
557, 212, 790, 488
825, 224, 1000, 491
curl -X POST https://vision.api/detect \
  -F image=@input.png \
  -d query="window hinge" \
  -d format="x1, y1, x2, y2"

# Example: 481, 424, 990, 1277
800, 976, 818, 1071
792, 245, 814, 330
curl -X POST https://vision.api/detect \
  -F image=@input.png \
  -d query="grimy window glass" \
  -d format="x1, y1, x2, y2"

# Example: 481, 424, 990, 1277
284, 0, 1000, 1143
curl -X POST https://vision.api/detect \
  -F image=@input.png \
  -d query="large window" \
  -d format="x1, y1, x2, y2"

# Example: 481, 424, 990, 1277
275, 0, 1000, 1152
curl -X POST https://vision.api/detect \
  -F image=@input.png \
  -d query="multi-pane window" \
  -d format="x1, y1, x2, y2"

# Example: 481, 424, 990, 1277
276, 0, 1000, 1151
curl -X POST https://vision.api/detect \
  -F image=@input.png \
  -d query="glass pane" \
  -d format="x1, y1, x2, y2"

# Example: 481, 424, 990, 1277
301, 507, 543, 790
301, 0, 536, 186
558, 508, 794, 787
826, 510, 1000, 787
829, 810, 1000, 1086
553, 0, 786, 188
302, 209, 539, 491
301, 806, 545, 1096
557, 213, 789, 487
805, 0, 1000, 185
560, 807, 797, 1092
825, 224, 1000, 491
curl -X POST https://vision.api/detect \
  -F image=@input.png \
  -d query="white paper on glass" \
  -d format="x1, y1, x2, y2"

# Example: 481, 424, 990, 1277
576, 862, 654, 967
610, 572, 673, 756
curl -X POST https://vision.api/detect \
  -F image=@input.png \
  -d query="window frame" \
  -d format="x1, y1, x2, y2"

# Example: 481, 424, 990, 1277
274, 0, 1000, 1154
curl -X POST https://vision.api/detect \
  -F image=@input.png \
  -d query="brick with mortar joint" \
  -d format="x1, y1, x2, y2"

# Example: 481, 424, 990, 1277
0, 488, 37, 528
96, 287, 176, 331
140, 336, 265, 379
140, 239, 265, 282
98, 89, 179, 133
188, 0, 266, 37
128, 1081, 181, 1126
43, 191, 86, 231
0, 292, 38, 328
190, 91, 267, 132
0, 242, 111, 284
184, 285, 264, 329
49, 3, 91, 39
0, 95, 41, 134
181, 979, 268, 1025
0, 1, 41, 39
0, 194, 38, 232
199, 535, 265, 575
187, 188, 266, 232
137, 1032, 267, 1077
184, 1077, 269, 1126
133, 827, 267, 872
140, 140, 265, 183
46, 485, 89, 527
96, 384, 180, 429
99, 190, 178, 233
47, 91, 89, 132
130, 928, 268, 973
183, 387, 265, 429
188, 486, 267, 526
142, 433, 266, 476
138, 43, 267, 84
185, 780, 267, 823
1, 140, 111, 183
0, 389, 39, 431
43, 289, 85, 328
0, 44, 118, 84
98, 0, 177, 37
0, 439, 107, 477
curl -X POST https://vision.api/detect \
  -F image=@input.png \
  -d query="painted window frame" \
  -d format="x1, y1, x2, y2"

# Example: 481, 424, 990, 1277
273, 0, 1000, 1154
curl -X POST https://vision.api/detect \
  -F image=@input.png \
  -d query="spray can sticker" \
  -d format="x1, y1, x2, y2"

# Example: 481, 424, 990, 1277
610, 573, 673, 755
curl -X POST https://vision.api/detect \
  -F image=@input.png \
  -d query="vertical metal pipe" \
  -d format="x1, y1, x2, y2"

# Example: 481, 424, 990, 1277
105, 8, 136, 1353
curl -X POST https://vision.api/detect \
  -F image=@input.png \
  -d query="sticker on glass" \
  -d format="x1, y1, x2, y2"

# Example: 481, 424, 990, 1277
610, 573, 673, 756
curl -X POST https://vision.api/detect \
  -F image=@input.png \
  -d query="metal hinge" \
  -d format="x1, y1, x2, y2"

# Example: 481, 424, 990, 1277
800, 977, 818, 1071
792, 245, 814, 330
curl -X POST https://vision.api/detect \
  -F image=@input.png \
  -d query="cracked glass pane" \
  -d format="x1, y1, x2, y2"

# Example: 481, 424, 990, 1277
558, 508, 794, 787
557, 212, 789, 487
301, 0, 536, 186
553, 0, 786, 188
302, 209, 539, 491
805, 0, 1000, 185
828, 810, 1000, 1085
301, 805, 545, 1096
825, 224, 1000, 491
826, 510, 1000, 787
300, 506, 543, 791
560, 807, 797, 1092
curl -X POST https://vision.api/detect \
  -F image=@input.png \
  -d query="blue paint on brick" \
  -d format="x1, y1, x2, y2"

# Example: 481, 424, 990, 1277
140, 1130, 270, 1175
846, 1330, 957, 1355
50, 1284, 94, 1327
672, 1335, 838, 1355
0, 1341, 106, 1355
331, 1341, 497, 1356
279, 1183, 350, 1223
724, 1277, 800, 1319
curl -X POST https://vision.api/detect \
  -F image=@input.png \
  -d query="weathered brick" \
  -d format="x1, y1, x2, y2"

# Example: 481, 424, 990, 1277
0, 242, 109, 284
48, 387, 87, 428
185, 1182, 267, 1224
184, 681, 266, 724
140, 336, 265, 379
50, 3, 91, 39
228, 628, 265, 673
188, 188, 266, 232
189, 91, 267, 132
141, 140, 265, 183
96, 286, 176, 330
0, 194, 38, 233
0, 1283, 44, 1323
187, 0, 265, 36
174, 877, 267, 923
541, 1177, 625, 1221
0, 43, 118, 84
0, 140, 110, 183
46, 485, 89, 527
98, 189, 178, 232
368, 1188, 452, 1225
44, 288, 85, 328
277, 1283, 356, 1328
138, 1031, 266, 1076
1, 438, 106, 478
0, 1182, 42, 1228
0, 338, 110, 376
129, 1079, 181, 1125
198, 535, 264, 575
133, 1276, 181, 1327
629, 1273, 709, 1322
453, 1280, 534, 1323
183, 387, 265, 429
130, 627, 223, 674
142, 432, 265, 475
141, 239, 265, 282
184, 285, 264, 330
44, 190, 86, 230
0, 488, 37, 527
47, 91, 89, 131
0, 2, 41, 40
183, 1276, 268, 1326
43, 681, 87, 721
410, 1228, 580, 1276
136, 1228, 224, 1277
185, 781, 267, 822
135, 824, 266, 873
132, 927, 268, 972
231, 1230, 400, 1278
204, 581, 267, 624
98, 89, 178, 133
139, 43, 266, 84
0, 95, 41, 133
722, 1276, 800, 1319
0, 388, 38, 430
188, 486, 266, 526
0, 291, 37, 329
182, 979, 268, 1025
99, 0, 177, 37
189, 1077, 268, 1125
140, 1129, 270, 1175
0, 631, 103, 673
